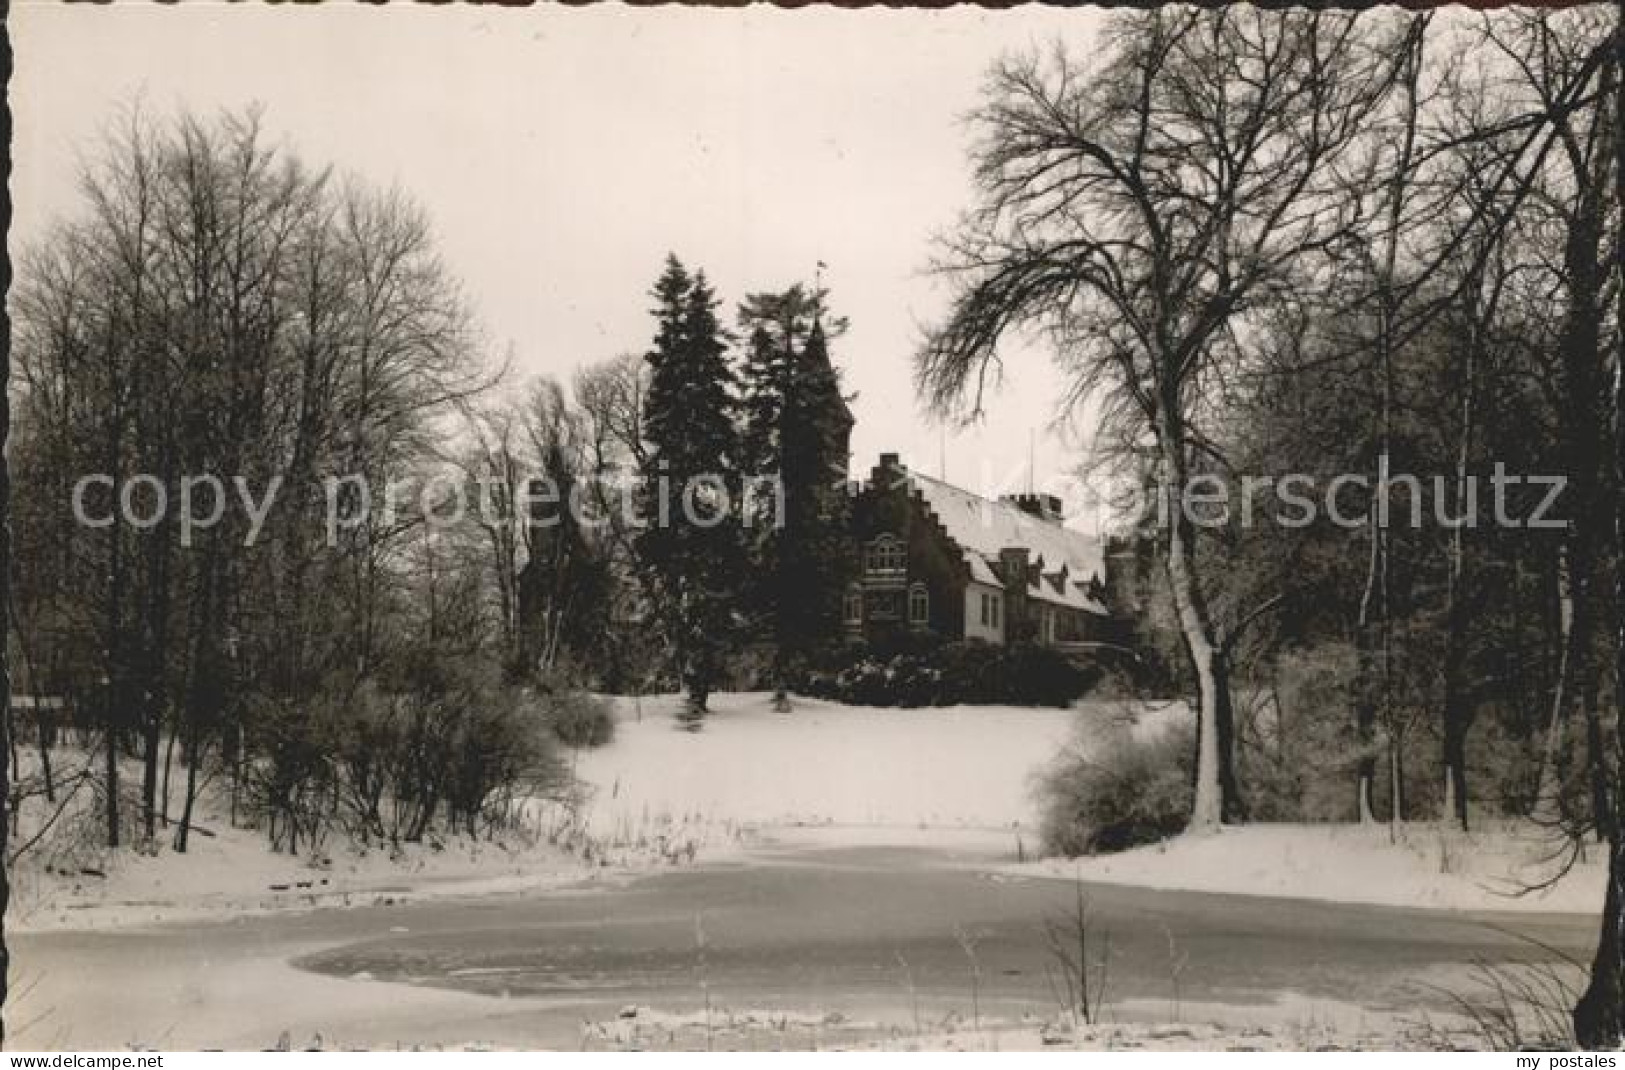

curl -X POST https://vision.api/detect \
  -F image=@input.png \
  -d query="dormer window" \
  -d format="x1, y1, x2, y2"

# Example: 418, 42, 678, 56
866, 534, 905, 574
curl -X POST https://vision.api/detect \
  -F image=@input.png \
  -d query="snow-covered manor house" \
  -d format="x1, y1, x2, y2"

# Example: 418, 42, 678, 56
844, 453, 1120, 650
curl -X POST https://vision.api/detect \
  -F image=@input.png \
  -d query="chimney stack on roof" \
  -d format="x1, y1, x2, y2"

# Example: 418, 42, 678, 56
1001, 492, 1064, 525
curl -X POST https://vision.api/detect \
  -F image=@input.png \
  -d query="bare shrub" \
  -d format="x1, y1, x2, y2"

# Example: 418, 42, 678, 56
1042, 879, 1111, 1027
1037, 719, 1194, 856
1421, 954, 1585, 1051
250, 659, 564, 852
545, 690, 616, 749
246, 692, 340, 856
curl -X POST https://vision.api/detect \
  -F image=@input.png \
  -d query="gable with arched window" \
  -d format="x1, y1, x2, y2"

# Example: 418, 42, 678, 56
865, 533, 905, 574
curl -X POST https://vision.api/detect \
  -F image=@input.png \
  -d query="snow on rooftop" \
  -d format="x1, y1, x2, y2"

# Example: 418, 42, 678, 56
903, 469, 1108, 614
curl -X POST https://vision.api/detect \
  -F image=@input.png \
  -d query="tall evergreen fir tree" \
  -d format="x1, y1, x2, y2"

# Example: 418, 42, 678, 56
738, 284, 854, 711
637, 256, 744, 725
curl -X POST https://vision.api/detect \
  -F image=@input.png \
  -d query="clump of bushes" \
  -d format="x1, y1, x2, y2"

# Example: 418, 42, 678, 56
545, 689, 617, 748
799, 640, 1100, 708
248, 657, 566, 852
1037, 718, 1194, 856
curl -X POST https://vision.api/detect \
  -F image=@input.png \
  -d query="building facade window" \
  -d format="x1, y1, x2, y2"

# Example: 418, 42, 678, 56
979, 590, 1002, 629
871, 590, 904, 620
844, 585, 864, 626
865, 534, 905, 574
908, 583, 929, 626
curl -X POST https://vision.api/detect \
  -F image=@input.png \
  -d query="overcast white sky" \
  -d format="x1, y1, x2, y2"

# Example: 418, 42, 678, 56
11, 3, 1110, 527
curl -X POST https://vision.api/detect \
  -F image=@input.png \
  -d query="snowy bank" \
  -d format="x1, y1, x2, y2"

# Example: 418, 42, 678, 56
580, 994, 1432, 1052
1006, 821, 1605, 914
10, 816, 605, 934
572, 691, 1081, 836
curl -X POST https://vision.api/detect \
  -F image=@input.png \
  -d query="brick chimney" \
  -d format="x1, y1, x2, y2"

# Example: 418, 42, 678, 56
1001, 492, 1064, 524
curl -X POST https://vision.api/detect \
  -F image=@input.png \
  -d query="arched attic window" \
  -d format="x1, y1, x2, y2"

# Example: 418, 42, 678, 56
866, 534, 905, 574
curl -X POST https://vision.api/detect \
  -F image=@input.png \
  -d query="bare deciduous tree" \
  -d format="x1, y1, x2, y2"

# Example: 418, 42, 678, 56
918, 8, 1405, 829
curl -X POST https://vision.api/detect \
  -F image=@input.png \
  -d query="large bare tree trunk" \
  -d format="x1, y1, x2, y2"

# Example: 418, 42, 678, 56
1551, 52, 1617, 851
1, 12, 14, 1039
137, 519, 173, 843
1440, 296, 1478, 831
1160, 431, 1241, 830
104, 612, 120, 849
1353, 456, 1387, 826
1356, 18, 1425, 830
1573, 11, 1625, 1047
1536, 546, 1576, 821
9, 602, 53, 806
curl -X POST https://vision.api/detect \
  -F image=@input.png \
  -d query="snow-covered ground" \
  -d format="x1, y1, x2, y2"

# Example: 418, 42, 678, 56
11, 819, 604, 934
13, 693, 1603, 1051
9, 756, 655, 934
572, 691, 1079, 839
579, 693, 1602, 916
580, 996, 1430, 1052
1003, 821, 1606, 915
11, 691, 1078, 935
16, 693, 1603, 933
